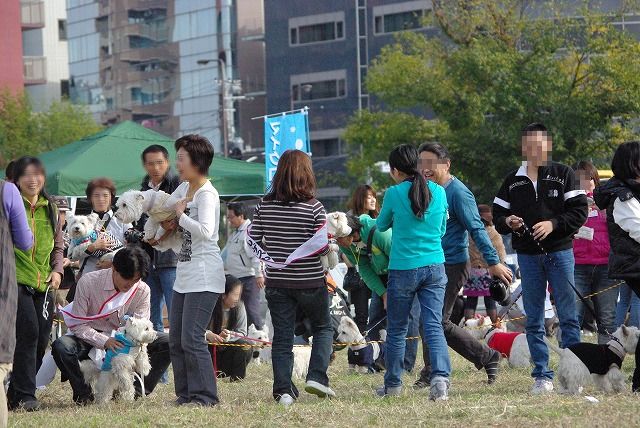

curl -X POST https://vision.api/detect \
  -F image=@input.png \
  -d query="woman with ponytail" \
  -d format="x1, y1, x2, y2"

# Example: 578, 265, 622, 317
375, 144, 451, 401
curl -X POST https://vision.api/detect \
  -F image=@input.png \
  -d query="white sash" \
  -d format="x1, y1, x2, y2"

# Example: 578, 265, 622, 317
59, 284, 140, 327
246, 221, 329, 269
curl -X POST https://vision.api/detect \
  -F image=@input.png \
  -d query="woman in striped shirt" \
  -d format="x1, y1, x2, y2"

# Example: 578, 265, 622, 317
249, 150, 334, 406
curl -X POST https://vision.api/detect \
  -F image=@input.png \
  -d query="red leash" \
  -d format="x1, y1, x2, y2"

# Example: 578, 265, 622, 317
228, 331, 272, 345
211, 344, 218, 376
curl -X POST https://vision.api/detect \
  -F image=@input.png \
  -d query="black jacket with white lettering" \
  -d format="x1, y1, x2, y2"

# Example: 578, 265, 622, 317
492, 162, 588, 255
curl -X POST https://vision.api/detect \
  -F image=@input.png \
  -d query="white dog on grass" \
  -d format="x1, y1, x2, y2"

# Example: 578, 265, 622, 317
464, 316, 531, 368
547, 325, 640, 394
80, 317, 157, 404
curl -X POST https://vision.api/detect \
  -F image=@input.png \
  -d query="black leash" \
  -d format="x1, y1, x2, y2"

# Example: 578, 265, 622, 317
515, 223, 617, 341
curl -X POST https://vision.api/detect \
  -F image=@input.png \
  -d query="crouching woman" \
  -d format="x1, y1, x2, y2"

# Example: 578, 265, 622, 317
206, 275, 252, 381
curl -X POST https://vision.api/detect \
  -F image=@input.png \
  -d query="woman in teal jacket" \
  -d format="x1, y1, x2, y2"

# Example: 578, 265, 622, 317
375, 144, 450, 401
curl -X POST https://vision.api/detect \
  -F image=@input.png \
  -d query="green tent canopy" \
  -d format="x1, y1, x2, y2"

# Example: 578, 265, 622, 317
15, 121, 265, 198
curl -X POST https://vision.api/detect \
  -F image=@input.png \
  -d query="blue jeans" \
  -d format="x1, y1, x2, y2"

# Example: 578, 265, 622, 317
518, 249, 581, 380
265, 286, 333, 400
616, 283, 640, 327
367, 292, 420, 372
147, 267, 176, 332
574, 264, 618, 344
384, 265, 450, 388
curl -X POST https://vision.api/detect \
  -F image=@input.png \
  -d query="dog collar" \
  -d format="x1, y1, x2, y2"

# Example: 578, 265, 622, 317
607, 338, 626, 361
483, 326, 498, 340
72, 230, 98, 246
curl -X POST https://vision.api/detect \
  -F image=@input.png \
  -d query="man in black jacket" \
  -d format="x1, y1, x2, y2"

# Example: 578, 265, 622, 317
493, 123, 588, 395
136, 145, 181, 336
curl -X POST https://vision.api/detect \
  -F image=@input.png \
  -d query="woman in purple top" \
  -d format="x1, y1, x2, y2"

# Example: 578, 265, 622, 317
1, 179, 32, 426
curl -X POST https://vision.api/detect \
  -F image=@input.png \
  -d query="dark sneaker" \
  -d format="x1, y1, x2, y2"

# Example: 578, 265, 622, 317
74, 394, 95, 406
429, 377, 450, 401
484, 350, 501, 384
10, 400, 41, 412
413, 374, 431, 390
375, 385, 402, 397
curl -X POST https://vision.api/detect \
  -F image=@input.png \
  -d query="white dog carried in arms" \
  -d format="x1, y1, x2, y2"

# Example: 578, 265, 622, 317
80, 316, 157, 404
114, 189, 181, 252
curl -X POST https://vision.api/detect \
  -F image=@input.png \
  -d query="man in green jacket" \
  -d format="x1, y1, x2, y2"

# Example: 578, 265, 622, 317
329, 212, 421, 371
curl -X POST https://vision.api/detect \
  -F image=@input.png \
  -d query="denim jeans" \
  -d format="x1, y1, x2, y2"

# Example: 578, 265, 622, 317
384, 264, 450, 389
616, 283, 640, 327
368, 292, 421, 372
518, 249, 581, 380
147, 267, 176, 333
239, 276, 264, 330
169, 291, 219, 405
265, 286, 333, 400
574, 264, 618, 344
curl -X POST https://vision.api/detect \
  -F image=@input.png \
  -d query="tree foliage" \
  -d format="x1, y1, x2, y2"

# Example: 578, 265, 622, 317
0, 90, 102, 168
345, 0, 640, 201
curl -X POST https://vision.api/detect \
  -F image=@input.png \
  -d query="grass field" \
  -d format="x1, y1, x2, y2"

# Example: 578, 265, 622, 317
8, 343, 640, 428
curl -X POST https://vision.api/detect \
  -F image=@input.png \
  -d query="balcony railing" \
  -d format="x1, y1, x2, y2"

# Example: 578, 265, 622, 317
21, 1, 45, 29
23, 56, 46, 85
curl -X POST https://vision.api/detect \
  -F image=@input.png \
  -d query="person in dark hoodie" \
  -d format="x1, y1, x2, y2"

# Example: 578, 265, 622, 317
136, 145, 181, 335
594, 140, 640, 392
493, 123, 588, 395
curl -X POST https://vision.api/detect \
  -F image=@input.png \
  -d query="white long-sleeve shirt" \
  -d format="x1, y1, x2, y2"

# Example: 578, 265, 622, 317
613, 197, 640, 244
172, 181, 225, 294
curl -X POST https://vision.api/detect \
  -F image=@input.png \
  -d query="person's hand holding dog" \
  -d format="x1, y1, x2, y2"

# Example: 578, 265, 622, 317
175, 199, 188, 218
105, 337, 124, 352
88, 237, 109, 253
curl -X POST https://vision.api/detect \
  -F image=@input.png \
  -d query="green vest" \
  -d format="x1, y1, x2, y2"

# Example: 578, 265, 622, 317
14, 195, 55, 292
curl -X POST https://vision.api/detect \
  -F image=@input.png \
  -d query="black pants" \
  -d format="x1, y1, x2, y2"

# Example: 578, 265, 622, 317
51, 332, 171, 402
210, 340, 252, 381
626, 279, 640, 391
349, 286, 371, 333
7, 285, 53, 407
419, 263, 495, 380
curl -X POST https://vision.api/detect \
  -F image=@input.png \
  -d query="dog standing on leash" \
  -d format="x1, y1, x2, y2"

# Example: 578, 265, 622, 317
464, 316, 530, 368
80, 317, 157, 404
547, 325, 640, 394
336, 317, 385, 373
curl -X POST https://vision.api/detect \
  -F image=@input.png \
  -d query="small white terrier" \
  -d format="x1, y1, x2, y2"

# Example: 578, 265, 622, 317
464, 316, 531, 368
80, 317, 157, 404
336, 316, 385, 373
547, 325, 640, 395
114, 189, 181, 252
66, 213, 100, 260
292, 343, 312, 380
247, 324, 270, 365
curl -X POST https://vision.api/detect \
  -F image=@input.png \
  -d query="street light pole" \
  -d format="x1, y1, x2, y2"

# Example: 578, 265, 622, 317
197, 58, 229, 157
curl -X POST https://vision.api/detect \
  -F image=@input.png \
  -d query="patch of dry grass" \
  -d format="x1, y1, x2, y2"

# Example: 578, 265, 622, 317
9, 347, 640, 427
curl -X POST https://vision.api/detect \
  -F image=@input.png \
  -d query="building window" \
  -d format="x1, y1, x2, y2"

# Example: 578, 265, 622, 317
291, 78, 346, 102
60, 79, 69, 98
58, 20, 67, 41
128, 9, 167, 24
129, 35, 158, 49
374, 9, 430, 34
311, 138, 341, 157
290, 20, 345, 45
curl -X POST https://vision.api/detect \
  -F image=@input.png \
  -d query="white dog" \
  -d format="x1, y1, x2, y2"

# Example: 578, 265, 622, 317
80, 317, 157, 404
464, 316, 530, 368
247, 324, 270, 365
66, 213, 100, 260
114, 189, 181, 252
336, 316, 385, 373
292, 344, 312, 379
547, 325, 640, 394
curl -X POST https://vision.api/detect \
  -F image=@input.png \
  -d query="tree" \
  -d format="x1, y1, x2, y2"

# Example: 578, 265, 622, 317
0, 90, 102, 168
345, 0, 640, 201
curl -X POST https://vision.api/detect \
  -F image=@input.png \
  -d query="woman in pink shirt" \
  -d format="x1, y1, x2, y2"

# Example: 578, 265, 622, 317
572, 161, 617, 344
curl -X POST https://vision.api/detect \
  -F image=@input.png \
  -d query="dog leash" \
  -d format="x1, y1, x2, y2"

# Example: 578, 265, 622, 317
363, 315, 387, 338
515, 223, 618, 341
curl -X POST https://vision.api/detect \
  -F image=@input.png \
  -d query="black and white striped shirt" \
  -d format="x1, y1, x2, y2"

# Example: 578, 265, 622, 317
250, 198, 328, 288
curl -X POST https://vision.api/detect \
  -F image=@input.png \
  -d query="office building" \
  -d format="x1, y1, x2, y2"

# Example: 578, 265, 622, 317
66, 0, 265, 153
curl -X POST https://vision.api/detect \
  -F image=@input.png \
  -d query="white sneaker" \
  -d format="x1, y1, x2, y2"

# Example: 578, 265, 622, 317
305, 380, 336, 398
278, 393, 294, 407
530, 378, 554, 395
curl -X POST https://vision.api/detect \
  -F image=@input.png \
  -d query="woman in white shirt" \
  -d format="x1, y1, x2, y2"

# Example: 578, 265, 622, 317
164, 134, 225, 406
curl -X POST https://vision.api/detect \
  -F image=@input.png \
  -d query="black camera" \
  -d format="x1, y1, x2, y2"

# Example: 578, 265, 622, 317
124, 228, 145, 244
489, 278, 512, 306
